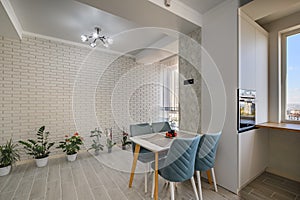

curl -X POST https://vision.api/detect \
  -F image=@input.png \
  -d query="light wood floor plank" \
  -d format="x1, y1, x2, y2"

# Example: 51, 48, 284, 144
13, 176, 34, 199
46, 180, 61, 200
91, 186, 110, 200
76, 184, 94, 200
29, 178, 47, 200
61, 181, 77, 200
0, 152, 299, 200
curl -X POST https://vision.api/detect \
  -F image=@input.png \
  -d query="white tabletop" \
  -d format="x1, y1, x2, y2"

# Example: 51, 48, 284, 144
130, 131, 200, 152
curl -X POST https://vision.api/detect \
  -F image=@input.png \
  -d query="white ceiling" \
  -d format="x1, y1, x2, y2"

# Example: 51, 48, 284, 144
176, 0, 226, 14
0, 2, 19, 38
7, 0, 206, 59
241, 0, 300, 25
9, 0, 140, 42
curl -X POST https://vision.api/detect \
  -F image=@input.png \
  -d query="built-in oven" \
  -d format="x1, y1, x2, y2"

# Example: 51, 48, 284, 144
238, 89, 256, 133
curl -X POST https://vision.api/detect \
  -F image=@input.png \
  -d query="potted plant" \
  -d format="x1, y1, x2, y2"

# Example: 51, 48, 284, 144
0, 139, 20, 176
121, 128, 131, 150
88, 128, 104, 155
57, 132, 83, 161
105, 128, 116, 153
19, 126, 55, 167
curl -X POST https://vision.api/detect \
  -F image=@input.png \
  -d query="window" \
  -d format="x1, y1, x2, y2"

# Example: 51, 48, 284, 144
159, 56, 179, 129
282, 29, 300, 122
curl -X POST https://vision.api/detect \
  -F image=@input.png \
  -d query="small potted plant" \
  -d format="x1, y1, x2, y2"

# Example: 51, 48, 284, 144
19, 126, 55, 167
57, 132, 83, 161
88, 128, 104, 155
105, 128, 116, 153
0, 139, 20, 176
121, 128, 131, 150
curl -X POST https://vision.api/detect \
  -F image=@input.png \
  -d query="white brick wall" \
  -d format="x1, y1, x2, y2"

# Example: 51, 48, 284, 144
0, 34, 163, 160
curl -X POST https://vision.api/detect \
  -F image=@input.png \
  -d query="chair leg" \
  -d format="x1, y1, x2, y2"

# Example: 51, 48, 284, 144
145, 164, 148, 193
211, 168, 218, 192
196, 171, 203, 200
148, 162, 151, 173
191, 176, 199, 200
170, 182, 175, 200
151, 172, 155, 198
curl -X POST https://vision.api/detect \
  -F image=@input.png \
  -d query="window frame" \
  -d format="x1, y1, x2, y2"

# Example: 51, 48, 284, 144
281, 28, 300, 123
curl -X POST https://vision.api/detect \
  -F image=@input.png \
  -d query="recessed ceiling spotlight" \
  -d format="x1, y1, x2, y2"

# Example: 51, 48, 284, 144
81, 27, 113, 48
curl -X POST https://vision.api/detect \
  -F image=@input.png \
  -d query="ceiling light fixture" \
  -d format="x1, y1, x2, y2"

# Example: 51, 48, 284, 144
81, 27, 113, 48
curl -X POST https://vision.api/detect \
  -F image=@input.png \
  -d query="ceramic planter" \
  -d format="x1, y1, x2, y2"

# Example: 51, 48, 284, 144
107, 147, 112, 153
67, 153, 77, 162
94, 150, 100, 156
35, 156, 48, 167
0, 165, 11, 176
122, 145, 127, 150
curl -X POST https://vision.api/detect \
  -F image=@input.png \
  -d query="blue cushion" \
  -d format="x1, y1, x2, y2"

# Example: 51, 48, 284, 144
195, 132, 221, 171
130, 123, 167, 163
152, 122, 171, 133
130, 123, 152, 137
151, 136, 201, 182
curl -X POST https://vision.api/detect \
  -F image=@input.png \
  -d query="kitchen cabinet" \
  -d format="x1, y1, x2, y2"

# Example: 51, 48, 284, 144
239, 11, 268, 124
238, 128, 269, 188
239, 16, 256, 90
255, 29, 268, 124
238, 11, 269, 190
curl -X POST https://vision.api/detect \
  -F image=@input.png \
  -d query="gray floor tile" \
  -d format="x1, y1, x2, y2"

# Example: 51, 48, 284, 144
76, 183, 94, 200
61, 181, 77, 200
91, 186, 110, 200
0, 191, 14, 200
14, 177, 34, 198
1, 174, 23, 193
46, 180, 61, 200
1, 152, 300, 200
29, 178, 47, 200
106, 188, 128, 200
47, 165, 60, 183
60, 168, 73, 183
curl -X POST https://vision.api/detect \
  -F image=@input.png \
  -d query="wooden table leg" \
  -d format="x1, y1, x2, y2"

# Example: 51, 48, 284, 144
154, 152, 159, 200
206, 170, 213, 185
129, 144, 140, 188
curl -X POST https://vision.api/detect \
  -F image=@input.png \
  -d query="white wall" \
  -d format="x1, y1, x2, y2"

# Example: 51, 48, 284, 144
202, 0, 239, 193
0, 34, 163, 160
267, 129, 300, 182
262, 12, 300, 181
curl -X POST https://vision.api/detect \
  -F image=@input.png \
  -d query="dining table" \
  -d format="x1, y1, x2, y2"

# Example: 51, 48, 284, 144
128, 131, 213, 200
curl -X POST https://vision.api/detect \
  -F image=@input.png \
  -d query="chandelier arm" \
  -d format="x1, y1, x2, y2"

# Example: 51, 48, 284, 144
81, 27, 110, 48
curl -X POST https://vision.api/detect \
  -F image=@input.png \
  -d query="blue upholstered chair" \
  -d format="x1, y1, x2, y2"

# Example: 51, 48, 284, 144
151, 136, 201, 200
130, 123, 157, 193
195, 132, 221, 200
152, 121, 171, 133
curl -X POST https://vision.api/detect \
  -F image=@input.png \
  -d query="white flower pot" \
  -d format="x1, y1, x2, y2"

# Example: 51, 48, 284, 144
67, 153, 77, 162
35, 157, 48, 168
94, 150, 100, 156
0, 165, 11, 176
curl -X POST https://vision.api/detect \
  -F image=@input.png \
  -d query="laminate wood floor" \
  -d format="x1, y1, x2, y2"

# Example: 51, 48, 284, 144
0, 152, 299, 200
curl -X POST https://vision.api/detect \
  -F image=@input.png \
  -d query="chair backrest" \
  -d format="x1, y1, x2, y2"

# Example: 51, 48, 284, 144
151, 122, 171, 133
195, 132, 221, 171
130, 123, 152, 137
160, 136, 201, 182
129, 123, 153, 157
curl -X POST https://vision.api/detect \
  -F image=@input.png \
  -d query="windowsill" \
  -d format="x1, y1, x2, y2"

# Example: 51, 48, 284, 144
256, 122, 300, 132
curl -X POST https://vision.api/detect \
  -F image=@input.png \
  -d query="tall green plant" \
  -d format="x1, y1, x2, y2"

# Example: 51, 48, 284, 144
19, 126, 55, 159
105, 128, 116, 148
88, 128, 104, 152
0, 139, 20, 168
